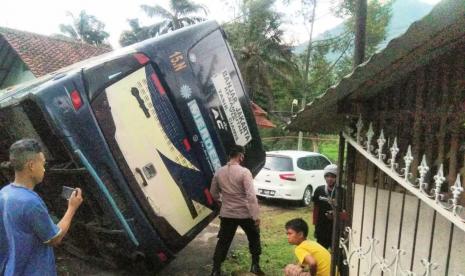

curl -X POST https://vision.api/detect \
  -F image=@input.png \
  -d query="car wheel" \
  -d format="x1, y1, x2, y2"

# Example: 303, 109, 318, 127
301, 186, 312, 207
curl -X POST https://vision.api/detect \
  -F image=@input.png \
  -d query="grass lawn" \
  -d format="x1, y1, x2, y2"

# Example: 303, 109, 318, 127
223, 201, 315, 275
318, 140, 339, 163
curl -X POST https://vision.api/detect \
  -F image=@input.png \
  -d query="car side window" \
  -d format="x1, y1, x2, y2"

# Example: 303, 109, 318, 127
297, 157, 308, 170
316, 156, 331, 170
297, 156, 319, 171
265, 156, 293, 171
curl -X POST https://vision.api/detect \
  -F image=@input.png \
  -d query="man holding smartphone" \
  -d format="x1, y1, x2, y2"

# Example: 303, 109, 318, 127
0, 139, 83, 276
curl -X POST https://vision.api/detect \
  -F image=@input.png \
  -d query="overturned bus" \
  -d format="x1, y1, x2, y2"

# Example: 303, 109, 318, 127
0, 21, 265, 270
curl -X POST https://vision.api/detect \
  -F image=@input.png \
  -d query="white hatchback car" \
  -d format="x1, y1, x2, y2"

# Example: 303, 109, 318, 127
253, 150, 332, 206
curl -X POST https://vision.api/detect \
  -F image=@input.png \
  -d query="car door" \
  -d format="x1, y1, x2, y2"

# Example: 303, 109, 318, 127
295, 156, 310, 185
296, 155, 331, 190
296, 156, 318, 189
313, 155, 332, 187
255, 155, 294, 192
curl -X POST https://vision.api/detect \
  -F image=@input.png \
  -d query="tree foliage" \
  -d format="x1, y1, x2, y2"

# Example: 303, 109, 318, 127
119, 0, 208, 47
222, 0, 392, 130
332, 0, 394, 77
59, 10, 110, 46
141, 0, 208, 33
119, 19, 158, 47
293, 0, 393, 98
223, 0, 297, 115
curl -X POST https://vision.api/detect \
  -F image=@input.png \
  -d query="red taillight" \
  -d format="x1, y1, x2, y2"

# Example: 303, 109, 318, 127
157, 251, 168, 262
70, 90, 83, 110
134, 53, 150, 65
279, 173, 296, 181
183, 138, 191, 151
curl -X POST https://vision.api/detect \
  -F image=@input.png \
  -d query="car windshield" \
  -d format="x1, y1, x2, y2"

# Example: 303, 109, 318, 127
264, 155, 293, 171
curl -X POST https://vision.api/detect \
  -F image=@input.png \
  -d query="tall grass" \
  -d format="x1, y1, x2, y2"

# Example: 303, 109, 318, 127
223, 203, 315, 275
259, 131, 339, 162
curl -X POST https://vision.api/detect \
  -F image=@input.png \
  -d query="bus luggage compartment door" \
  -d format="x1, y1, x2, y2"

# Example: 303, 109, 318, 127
91, 65, 213, 238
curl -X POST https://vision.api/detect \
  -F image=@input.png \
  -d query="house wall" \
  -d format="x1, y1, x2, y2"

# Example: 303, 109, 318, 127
340, 43, 465, 275
349, 47, 465, 190
1, 58, 35, 90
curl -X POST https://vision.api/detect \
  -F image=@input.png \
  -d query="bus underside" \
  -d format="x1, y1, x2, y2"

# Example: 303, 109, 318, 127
0, 101, 149, 270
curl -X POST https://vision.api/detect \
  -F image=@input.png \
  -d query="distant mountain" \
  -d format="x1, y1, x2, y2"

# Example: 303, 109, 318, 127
294, 0, 435, 54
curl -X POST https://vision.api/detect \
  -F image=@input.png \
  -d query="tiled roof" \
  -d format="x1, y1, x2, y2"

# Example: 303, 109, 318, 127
0, 27, 111, 77
251, 102, 276, 128
251, 101, 267, 116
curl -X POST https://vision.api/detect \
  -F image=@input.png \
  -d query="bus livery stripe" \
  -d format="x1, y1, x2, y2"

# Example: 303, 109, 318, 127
151, 73, 166, 95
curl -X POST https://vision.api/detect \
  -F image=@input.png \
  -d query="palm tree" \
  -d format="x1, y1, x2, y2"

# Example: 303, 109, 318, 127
223, 0, 297, 113
140, 0, 208, 35
59, 11, 110, 46
119, 19, 158, 47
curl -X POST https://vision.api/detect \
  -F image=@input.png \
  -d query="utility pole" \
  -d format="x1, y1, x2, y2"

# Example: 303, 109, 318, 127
354, 0, 367, 66
298, 0, 317, 151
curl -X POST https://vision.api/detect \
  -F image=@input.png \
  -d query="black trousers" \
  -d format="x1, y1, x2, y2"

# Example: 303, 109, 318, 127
213, 217, 261, 267
316, 234, 332, 249
315, 229, 333, 249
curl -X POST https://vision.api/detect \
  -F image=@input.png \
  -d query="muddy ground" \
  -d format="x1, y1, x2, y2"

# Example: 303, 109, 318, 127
56, 202, 291, 276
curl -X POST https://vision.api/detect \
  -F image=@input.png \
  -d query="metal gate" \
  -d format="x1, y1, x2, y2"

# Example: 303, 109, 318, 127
334, 117, 465, 276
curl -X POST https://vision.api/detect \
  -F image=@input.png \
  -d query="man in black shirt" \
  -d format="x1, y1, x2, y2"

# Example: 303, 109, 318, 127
311, 164, 338, 249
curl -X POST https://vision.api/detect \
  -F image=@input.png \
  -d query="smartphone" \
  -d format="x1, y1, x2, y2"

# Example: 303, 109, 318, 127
61, 186, 76, 200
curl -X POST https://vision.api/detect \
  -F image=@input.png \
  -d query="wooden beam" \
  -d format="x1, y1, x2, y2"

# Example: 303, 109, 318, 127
424, 66, 439, 180
411, 69, 426, 179
435, 62, 451, 168
456, 51, 465, 189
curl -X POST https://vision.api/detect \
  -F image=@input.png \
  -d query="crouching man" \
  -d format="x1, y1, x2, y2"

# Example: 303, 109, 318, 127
0, 139, 83, 276
284, 218, 331, 276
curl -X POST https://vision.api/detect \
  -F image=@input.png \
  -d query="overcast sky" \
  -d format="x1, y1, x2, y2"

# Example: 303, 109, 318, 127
0, 0, 441, 48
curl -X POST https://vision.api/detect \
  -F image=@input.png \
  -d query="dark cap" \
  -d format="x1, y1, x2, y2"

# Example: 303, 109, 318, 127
229, 145, 245, 157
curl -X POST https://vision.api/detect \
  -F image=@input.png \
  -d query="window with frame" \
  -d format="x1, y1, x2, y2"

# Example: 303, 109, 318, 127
297, 156, 318, 171
315, 156, 331, 170
264, 156, 293, 171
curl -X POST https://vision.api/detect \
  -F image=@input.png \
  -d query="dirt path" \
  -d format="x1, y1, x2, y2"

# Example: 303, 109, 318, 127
159, 216, 248, 275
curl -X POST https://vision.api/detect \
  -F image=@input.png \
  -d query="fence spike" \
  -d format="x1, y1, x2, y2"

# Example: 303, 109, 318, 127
418, 155, 430, 193
366, 123, 374, 153
434, 164, 446, 203
402, 145, 414, 182
389, 137, 399, 171
452, 174, 464, 216
376, 129, 386, 161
